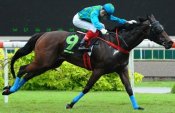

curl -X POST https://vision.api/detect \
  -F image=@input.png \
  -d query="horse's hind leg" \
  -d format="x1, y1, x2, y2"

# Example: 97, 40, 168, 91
66, 69, 105, 109
2, 63, 41, 95
3, 65, 28, 89
2, 65, 29, 95
2, 65, 46, 95
21, 59, 64, 87
2, 58, 64, 95
9, 65, 28, 87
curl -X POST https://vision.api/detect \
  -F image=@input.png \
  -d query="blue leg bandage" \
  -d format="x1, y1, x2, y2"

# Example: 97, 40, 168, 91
18, 79, 26, 89
72, 92, 84, 103
10, 77, 20, 92
130, 95, 139, 109
10, 77, 26, 93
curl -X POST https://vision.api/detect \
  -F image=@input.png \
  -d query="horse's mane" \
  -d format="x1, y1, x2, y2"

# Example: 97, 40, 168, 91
105, 16, 150, 45
109, 23, 139, 33
109, 16, 149, 33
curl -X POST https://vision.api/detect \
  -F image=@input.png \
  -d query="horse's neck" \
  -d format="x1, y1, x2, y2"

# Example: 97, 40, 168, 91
120, 26, 149, 51
99, 25, 149, 52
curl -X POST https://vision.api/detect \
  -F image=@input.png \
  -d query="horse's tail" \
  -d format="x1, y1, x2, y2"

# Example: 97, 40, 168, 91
11, 33, 44, 78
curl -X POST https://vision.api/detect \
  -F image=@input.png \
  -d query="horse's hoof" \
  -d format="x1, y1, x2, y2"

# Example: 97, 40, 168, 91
66, 103, 74, 109
136, 107, 144, 110
2, 89, 12, 95
3, 86, 11, 90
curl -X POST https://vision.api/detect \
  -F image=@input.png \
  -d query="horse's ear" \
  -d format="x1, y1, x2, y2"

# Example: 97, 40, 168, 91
151, 14, 155, 18
150, 14, 156, 20
147, 14, 156, 22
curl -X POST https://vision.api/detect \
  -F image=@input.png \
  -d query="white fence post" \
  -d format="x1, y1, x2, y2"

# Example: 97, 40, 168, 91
3, 48, 8, 103
129, 50, 135, 89
0, 41, 27, 104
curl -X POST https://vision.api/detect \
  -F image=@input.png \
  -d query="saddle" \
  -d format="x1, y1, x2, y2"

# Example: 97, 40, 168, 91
64, 31, 99, 54
64, 31, 96, 70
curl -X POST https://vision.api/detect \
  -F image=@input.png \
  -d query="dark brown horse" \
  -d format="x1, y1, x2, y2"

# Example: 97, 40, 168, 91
2, 15, 174, 110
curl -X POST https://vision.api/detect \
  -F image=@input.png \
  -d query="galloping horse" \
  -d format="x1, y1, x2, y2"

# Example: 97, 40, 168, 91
2, 15, 174, 110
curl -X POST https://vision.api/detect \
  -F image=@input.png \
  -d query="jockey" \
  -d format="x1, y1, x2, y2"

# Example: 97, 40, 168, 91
73, 3, 137, 51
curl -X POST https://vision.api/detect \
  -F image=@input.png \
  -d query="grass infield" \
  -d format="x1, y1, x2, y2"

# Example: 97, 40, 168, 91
0, 91, 175, 113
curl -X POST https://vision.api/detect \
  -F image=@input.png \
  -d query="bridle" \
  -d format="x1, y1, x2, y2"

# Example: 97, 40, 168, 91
148, 21, 164, 40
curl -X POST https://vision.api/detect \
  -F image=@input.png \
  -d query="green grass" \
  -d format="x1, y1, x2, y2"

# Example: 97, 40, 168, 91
0, 91, 175, 113
135, 81, 175, 87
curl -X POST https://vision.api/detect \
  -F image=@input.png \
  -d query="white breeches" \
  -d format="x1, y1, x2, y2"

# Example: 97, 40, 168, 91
73, 13, 101, 33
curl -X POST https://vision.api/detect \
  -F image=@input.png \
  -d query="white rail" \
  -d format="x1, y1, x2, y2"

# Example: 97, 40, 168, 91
0, 42, 27, 48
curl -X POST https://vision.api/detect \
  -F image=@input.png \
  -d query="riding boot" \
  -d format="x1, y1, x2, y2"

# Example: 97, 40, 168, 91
78, 30, 99, 52
78, 38, 90, 51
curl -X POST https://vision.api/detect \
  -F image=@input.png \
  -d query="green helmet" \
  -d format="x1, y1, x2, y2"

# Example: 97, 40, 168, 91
103, 3, 115, 15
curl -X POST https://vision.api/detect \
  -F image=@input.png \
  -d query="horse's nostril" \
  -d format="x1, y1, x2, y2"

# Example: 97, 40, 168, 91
171, 41, 175, 48
167, 41, 173, 47
168, 41, 173, 45
164, 41, 174, 49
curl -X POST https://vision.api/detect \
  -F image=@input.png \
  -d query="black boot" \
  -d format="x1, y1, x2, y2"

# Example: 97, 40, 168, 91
78, 38, 90, 52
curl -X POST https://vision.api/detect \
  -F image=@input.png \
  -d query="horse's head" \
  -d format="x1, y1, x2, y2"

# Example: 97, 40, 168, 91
108, 14, 174, 52
144, 14, 173, 49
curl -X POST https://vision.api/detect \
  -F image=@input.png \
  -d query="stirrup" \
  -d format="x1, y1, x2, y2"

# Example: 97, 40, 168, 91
78, 46, 91, 52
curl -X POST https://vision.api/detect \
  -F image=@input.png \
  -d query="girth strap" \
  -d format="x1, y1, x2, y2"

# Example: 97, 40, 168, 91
83, 52, 92, 70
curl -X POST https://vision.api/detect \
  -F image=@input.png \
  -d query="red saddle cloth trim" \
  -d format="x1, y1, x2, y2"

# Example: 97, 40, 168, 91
83, 52, 92, 70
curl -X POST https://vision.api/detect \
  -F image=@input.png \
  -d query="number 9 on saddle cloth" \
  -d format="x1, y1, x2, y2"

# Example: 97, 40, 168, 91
64, 32, 99, 54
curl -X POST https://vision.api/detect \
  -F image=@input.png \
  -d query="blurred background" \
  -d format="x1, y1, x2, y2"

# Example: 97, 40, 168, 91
0, 0, 174, 36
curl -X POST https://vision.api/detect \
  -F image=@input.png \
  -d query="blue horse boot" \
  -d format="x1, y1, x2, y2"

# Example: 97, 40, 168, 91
130, 95, 144, 110
66, 92, 85, 109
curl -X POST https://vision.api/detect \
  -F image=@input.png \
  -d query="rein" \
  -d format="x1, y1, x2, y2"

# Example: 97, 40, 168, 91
97, 35, 129, 54
97, 29, 129, 54
77, 30, 129, 54
108, 29, 129, 47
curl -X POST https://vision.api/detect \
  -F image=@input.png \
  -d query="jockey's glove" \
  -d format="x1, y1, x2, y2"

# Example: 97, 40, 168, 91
127, 20, 137, 24
100, 28, 108, 35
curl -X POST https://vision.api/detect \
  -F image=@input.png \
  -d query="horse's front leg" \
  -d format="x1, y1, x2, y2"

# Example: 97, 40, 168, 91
66, 68, 105, 109
117, 67, 144, 110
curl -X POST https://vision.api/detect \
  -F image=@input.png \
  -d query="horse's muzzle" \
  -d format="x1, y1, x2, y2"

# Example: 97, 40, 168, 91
164, 41, 174, 49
